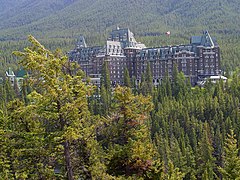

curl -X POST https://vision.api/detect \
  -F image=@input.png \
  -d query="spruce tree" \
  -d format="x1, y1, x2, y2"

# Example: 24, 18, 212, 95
146, 62, 153, 95
196, 123, 216, 179
101, 61, 111, 91
164, 68, 172, 97
14, 36, 105, 179
165, 161, 185, 180
104, 86, 164, 178
123, 67, 131, 88
100, 61, 111, 115
218, 130, 240, 179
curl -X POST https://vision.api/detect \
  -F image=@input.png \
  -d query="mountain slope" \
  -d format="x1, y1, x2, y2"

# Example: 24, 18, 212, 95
0, 0, 240, 40
1, 0, 240, 75
0, 0, 26, 13
0, 0, 77, 30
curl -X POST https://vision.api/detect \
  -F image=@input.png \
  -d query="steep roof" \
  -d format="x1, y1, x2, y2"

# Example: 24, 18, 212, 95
76, 35, 87, 48
191, 31, 217, 47
16, 69, 27, 78
5, 67, 15, 77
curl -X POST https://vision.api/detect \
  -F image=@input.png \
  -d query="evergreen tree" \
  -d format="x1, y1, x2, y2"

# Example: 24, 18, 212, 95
2, 99, 54, 179
140, 73, 147, 95
164, 69, 172, 97
104, 86, 164, 178
100, 61, 111, 115
146, 62, 153, 95
14, 36, 105, 179
196, 123, 216, 179
13, 77, 20, 97
100, 85, 109, 116
101, 61, 111, 91
218, 130, 240, 179
165, 161, 185, 180
171, 64, 188, 98
123, 67, 131, 88
4, 78, 15, 102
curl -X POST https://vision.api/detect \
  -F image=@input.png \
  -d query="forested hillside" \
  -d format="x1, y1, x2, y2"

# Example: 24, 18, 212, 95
1, 1, 240, 178
0, 36, 240, 179
1, 0, 240, 39
0, 0, 77, 32
1, 0, 240, 76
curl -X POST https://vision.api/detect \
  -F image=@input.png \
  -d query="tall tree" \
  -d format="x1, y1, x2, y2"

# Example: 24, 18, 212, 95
218, 130, 240, 179
146, 62, 153, 95
101, 61, 111, 91
196, 123, 216, 179
165, 161, 185, 180
100, 61, 111, 115
1, 99, 54, 179
104, 86, 165, 179
14, 36, 104, 179
123, 67, 131, 88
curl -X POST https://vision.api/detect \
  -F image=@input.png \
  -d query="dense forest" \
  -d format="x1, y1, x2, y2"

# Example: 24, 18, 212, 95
0, 0, 240, 179
1, 0, 240, 76
0, 35, 239, 179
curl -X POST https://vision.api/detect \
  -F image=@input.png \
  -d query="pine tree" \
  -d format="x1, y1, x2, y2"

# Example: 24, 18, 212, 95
14, 36, 105, 179
165, 161, 185, 180
164, 69, 172, 97
146, 62, 153, 95
4, 78, 15, 102
2, 99, 54, 179
171, 64, 188, 99
123, 67, 131, 88
0, 84, 7, 109
0, 109, 11, 179
101, 61, 111, 91
140, 73, 147, 95
218, 130, 240, 179
100, 85, 109, 116
172, 63, 179, 97
196, 123, 216, 179
104, 86, 164, 178
13, 77, 20, 97
100, 61, 111, 115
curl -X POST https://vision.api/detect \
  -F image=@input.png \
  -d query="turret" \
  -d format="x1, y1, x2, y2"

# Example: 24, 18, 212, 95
76, 35, 87, 48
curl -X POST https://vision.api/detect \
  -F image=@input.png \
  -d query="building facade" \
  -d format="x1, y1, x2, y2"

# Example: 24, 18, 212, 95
0, 68, 27, 91
69, 28, 221, 86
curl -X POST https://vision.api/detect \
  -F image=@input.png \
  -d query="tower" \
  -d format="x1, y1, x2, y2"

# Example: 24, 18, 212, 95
76, 35, 87, 48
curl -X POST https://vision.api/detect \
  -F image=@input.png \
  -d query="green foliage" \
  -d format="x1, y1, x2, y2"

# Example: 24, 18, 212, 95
103, 86, 165, 179
196, 123, 216, 179
146, 62, 153, 95
1, 32, 240, 179
218, 130, 240, 180
11, 36, 105, 179
150, 72, 240, 179
100, 61, 111, 116
165, 161, 185, 180
1, 0, 240, 78
1, 0, 240, 40
123, 67, 131, 88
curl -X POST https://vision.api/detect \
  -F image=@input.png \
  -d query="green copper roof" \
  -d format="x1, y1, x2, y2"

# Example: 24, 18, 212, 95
191, 36, 202, 44
16, 69, 27, 77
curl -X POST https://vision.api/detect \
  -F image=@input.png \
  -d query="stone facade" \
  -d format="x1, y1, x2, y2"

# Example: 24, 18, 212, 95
69, 28, 221, 86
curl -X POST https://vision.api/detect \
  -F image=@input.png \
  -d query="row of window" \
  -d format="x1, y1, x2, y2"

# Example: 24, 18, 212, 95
109, 45, 121, 49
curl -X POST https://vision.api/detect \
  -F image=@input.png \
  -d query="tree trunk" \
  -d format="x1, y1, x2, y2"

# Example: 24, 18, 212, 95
64, 140, 74, 180
58, 101, 74, 180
